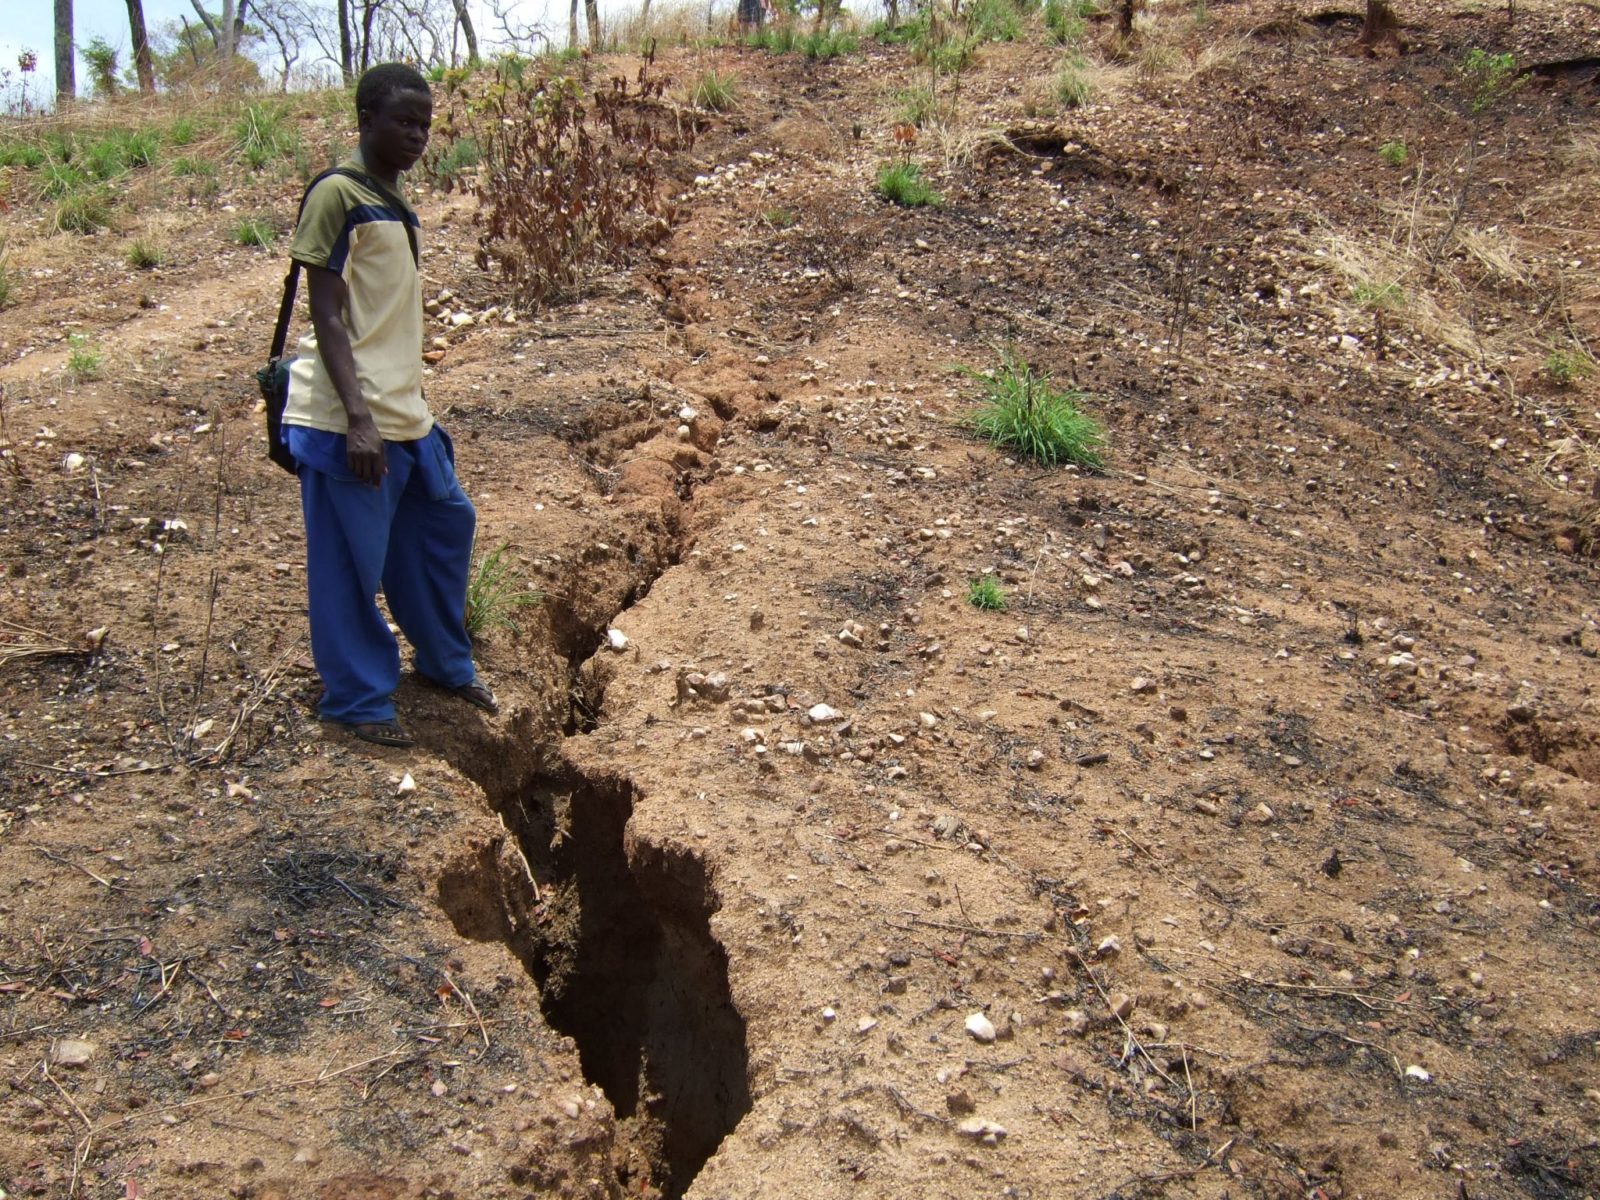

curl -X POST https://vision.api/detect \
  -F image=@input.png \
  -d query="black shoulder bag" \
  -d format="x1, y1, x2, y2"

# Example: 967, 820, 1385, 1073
256, 167, 420, 475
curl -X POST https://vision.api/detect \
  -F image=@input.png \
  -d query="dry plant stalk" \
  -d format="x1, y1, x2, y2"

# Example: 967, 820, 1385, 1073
0, 620, 89, 669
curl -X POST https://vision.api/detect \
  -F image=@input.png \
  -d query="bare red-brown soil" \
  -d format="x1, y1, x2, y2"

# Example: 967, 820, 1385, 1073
2, 3, 1599, 1197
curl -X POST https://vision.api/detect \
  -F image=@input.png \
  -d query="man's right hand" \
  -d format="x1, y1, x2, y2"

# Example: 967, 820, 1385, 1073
346, 413, 386, 486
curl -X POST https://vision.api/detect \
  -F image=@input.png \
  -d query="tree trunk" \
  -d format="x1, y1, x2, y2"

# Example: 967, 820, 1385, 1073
451, 0, 479, 63
359, 0, 378, 71
1357, 0, 1401, 52
1117, 0, 1136, 39
125, 0, 156, 92
584, 0, 602, 48
54, 0, 75, 106
569, 0, 579, 50
337, 0, 354, 82
220, 0, 237, 59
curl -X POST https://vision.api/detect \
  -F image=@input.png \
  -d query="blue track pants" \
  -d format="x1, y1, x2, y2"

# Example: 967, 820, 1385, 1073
293, 426, 477, 725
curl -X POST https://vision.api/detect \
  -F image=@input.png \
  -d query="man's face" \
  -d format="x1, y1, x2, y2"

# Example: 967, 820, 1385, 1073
360, 88, 433, 175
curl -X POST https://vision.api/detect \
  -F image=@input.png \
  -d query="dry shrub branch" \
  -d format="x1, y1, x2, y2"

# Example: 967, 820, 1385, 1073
441, 54, 698, 310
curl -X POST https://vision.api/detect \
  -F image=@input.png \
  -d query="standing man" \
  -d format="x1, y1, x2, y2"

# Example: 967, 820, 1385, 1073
282, 62, 496, 747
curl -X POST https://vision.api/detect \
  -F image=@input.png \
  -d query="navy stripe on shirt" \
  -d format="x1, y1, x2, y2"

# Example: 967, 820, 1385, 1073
326, 203, 421, 273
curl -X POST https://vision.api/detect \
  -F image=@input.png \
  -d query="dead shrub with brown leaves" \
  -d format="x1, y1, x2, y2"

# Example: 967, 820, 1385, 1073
437, 54, 698, 310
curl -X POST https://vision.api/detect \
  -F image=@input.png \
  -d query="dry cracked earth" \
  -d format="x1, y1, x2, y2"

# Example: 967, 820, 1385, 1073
2, 2, 1600, 1198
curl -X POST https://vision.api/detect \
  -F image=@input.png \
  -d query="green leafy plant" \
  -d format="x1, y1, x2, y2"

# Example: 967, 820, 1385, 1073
167, 117, 198, 147
1460, 48, 1521, 114
82, 37, 121, 99
1378, 140, 1408, 166
1546, 348, 1596, 386
54, 190, 112, 234
875, 161, 941, 207
235, 217, 276, 247
66, 334, 104, 381
690, 70, 738, 111
465, 543, 544, 637
962, 350, 1106, 468
760, 207, 798, 229
1044, 0, 1086, 43
968, 574, 1008, 611
126, 238, 164, 269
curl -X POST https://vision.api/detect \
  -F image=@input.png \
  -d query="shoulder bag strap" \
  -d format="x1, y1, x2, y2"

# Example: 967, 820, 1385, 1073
266, 166, 418, 363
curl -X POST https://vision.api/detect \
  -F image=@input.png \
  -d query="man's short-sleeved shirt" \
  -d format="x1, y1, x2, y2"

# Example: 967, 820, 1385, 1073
282, 153, 432, 442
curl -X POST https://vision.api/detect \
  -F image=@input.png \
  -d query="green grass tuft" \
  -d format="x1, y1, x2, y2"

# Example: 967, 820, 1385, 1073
170, 155, 217, 179
875, 161, 942, 208
1546, 348, 1596, 386
234, 217, 277, 247
1378, 140, 1408, 167
429, 135, 481, 185
126, 238, 164, 269
0, 142, 45, 168
968, 574, 1008, 611
233, 102, 299, 171
748, 22, 799, 52
38, 160, 86, 199
690, 70, 738, 111
0, 235, 13, 309
760, 207, 797, 229
896, 86, 938, 127
962, 351, 1106, 468
465, 543, 544, 638
1056, 59, 1093, 107
54, 190, 113, 234
969, 0, 1024, 41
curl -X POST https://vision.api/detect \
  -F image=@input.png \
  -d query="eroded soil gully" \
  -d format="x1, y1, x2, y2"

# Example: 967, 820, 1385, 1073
438, 432, 749, 1198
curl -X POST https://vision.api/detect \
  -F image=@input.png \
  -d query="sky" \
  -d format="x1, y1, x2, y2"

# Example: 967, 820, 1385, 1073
0, 0, 607, 108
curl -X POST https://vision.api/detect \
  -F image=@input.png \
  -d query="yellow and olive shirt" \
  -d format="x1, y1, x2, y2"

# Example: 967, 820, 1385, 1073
282, 153, 432, 443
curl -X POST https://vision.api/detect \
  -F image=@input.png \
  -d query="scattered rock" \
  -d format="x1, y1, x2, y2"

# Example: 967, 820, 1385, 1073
965, 1012, 997, 1043
956, 1116, 1008, 1145
808, 703, 841, 722
1246, 803, 1275, 824
49, 1038, 96, 1067
1107, 992, 1136, 1021
1131, 676, 1157, 694
945, 1090, 976, 1115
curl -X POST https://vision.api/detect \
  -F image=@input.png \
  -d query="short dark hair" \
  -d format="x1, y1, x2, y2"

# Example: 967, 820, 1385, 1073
355, 63, 430, 118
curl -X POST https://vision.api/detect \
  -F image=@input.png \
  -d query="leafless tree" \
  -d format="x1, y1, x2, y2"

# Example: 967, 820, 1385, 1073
249, 0, 304, 88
